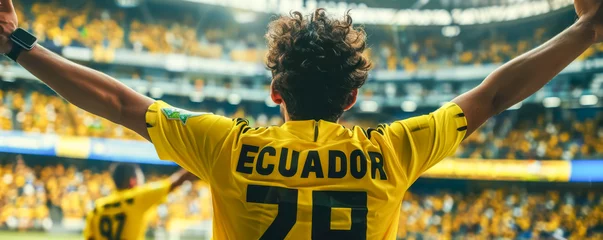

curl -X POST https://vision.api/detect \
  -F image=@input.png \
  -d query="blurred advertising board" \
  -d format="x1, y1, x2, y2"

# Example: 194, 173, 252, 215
0, 131, 57, 156
423, 159, 571, 182
569, 160, 603, 182
2, 130, 600, 182
88, 138, 173, 165
0, 130, 173, 165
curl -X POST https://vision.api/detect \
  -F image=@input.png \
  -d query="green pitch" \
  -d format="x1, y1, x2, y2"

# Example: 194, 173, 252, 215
0, 231, 81, 240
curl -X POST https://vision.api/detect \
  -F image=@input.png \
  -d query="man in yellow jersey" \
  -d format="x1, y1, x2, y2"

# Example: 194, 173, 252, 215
0, 0, 601, 238
84, 164, 196, 240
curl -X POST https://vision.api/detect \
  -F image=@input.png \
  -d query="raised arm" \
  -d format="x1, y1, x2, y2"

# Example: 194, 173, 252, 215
168, 169, 199, 192
0, 0, 153, 140
452, 0, 601, 137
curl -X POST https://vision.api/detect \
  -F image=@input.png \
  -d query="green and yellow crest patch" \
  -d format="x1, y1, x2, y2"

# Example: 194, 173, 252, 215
161, 108, 209, 125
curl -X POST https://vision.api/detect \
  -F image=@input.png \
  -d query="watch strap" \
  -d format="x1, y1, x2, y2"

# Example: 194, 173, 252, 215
6, 43, 23, 62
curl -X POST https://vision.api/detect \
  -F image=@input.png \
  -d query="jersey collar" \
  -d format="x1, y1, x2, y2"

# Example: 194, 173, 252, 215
281, 120, 347, 142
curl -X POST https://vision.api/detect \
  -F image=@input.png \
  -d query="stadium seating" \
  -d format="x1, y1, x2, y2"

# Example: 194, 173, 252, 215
0, 154, 601, 239
1, 1, 602, 239
398, 187, 603, 239
12, 1, 603, 71
0, 155, 50, 231
2, 87, 601, 160
0, 87, 284, 141
458, 114, 603, 160
0, 154, 212, 232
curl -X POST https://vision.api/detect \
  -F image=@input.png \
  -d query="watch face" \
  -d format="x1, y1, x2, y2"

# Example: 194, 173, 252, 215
13, 28, 37, 46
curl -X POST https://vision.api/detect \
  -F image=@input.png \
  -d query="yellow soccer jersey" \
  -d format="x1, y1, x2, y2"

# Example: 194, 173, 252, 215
84, 179, 171, 240
146, 101, 467, 239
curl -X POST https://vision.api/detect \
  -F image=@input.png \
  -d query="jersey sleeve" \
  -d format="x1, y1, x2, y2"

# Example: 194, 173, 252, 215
83, 210, 95, 240
385, 102, 467, 185
146, 101, 235, 181
132, 179, 172, 210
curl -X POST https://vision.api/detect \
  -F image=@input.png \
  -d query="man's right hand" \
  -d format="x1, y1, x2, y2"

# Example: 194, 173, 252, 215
575, 0, 603, 42
0, 0, 17, 54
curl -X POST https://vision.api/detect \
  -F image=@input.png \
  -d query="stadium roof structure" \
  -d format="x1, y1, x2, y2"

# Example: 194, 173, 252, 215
147, 0, 574, 26
148, 0, 569, 10
283, 0, 567, 10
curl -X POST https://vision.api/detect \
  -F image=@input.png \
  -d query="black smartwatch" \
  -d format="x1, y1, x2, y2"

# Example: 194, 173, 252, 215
6, 28, 37, 62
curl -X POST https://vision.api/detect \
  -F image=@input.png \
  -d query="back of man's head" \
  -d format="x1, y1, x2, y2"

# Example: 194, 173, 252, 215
266, 9, 372, 122
110, 163, 141, 190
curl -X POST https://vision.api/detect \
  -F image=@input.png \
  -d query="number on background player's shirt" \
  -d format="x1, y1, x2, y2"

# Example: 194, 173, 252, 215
84, 180, 170, 240
146, 100, 467, 239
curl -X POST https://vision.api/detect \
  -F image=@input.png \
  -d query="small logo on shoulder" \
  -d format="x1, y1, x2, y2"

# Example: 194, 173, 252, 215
161, 108, 210, 125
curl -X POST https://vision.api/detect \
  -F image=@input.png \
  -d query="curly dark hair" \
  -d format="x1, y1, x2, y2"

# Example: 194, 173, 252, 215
266, 9, 372, 122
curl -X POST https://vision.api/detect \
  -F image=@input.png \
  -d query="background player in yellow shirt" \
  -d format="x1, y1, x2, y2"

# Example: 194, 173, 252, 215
0, 0, 602, 238
83, 164, 196, 240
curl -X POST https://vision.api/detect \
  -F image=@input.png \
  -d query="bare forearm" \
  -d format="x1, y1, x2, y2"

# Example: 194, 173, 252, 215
453, 20, 595, 136
16, 45, 153, 139
484, 21, 594, 112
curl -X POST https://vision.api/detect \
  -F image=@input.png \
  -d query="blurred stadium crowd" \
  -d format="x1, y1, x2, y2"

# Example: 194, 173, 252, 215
11, 0, 603, 71
398, 185, 603, 240
2, 86, 602, 160
0, 1, 602, 239
0, 154, 211, 234
457, 113, 603, 160
0, 87, 284, 141
0, 154, 601, 240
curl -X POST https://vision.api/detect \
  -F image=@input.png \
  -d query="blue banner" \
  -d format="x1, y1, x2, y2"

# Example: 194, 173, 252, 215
0, 131, 57, 156
569, 160, 603, 182
88, 138, 174, 165
0, 130, 174, 165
